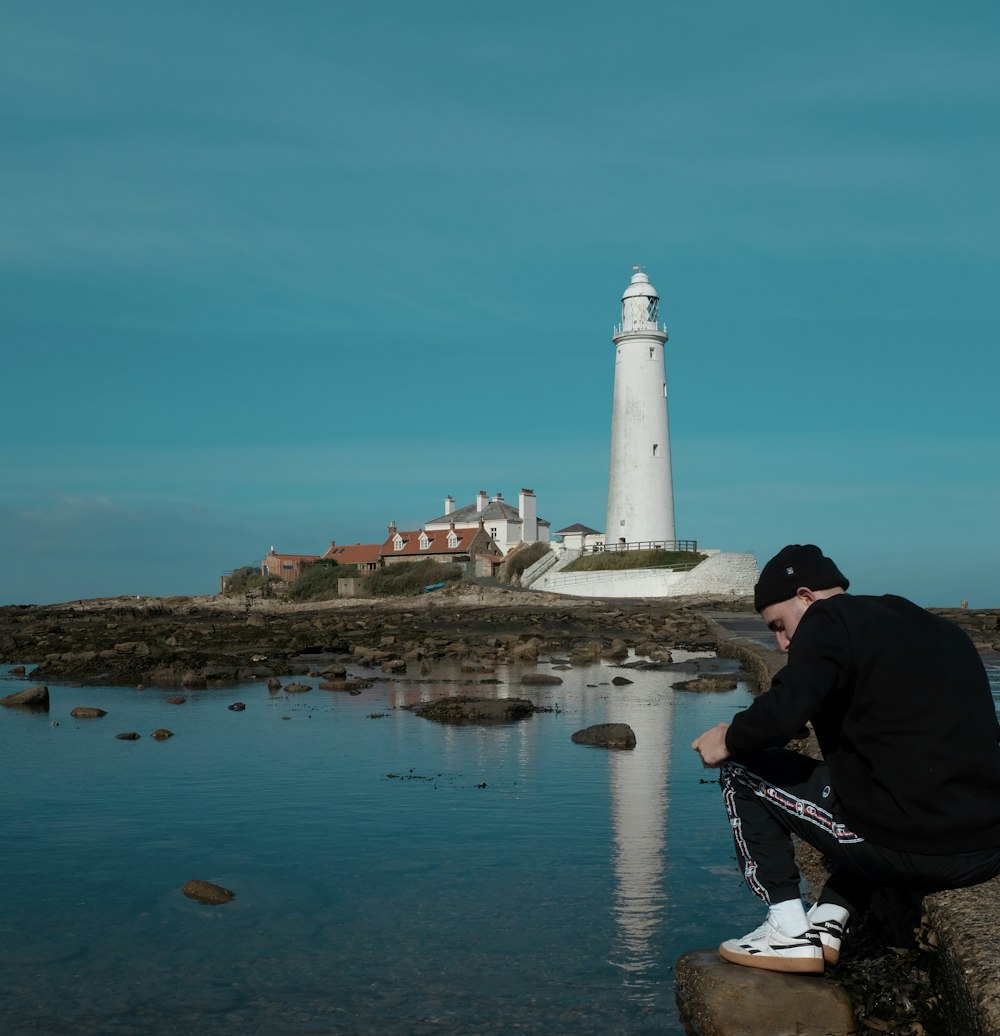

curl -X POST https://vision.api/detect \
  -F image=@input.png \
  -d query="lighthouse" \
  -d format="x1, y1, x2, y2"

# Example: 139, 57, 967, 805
605, 268, 676, 548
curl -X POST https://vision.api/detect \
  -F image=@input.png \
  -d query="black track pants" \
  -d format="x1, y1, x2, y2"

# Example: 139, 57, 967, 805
721, 750, 1000, 916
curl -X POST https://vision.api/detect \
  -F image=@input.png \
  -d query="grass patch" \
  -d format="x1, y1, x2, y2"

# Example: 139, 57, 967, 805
363, 560, 464, 597
288, 561, 358, 602
562, 549, 706, 573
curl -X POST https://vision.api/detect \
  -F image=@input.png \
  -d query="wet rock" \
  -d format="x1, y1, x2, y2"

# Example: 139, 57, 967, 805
410, 696, 535, 724
166, 695, 186, 705
116, 731, 141, 740
675, 948, 856, 1036
320, 665, 346, 679
181, 879, 235, 905
8, 665, 26, 676
70, 706, 107, 719
611, 676, 633, 686
520, 672, 563, 686
181, 672, 207, 689
673, 676, 738, 692
603, 639, 630, 661
571, 723, 636, 749
319, 678, 368, 692
284, 682, 311, 694
381, 658, 406, 674
1, 684, 49, 711
228, 702, 246, 711
267, 677, 282, 691
570, 640, 603, 665
151, 728, 174, 740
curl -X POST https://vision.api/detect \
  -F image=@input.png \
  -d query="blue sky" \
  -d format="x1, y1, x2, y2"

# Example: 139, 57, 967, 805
3, 2, 998, 606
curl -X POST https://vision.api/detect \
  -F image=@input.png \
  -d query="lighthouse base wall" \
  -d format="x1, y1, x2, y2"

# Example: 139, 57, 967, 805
529, 551, 759, 599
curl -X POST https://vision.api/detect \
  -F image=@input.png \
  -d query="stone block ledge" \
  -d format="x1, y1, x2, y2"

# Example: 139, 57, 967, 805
924, 877, 1000, 1036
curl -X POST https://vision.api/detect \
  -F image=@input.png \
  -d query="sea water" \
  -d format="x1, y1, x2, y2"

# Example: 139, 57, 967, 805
2, 655, 998, 1036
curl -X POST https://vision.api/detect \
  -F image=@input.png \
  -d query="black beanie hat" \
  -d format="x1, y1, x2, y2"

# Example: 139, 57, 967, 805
754, 544, 849, 612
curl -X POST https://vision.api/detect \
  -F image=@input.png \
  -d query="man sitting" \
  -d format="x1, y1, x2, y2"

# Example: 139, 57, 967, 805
692, 544, 1000, 973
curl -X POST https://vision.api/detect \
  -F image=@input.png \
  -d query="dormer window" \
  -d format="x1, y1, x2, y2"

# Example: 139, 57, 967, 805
393, 534, 404, 551
419, 533, 430, 550
447, 531, 459, 549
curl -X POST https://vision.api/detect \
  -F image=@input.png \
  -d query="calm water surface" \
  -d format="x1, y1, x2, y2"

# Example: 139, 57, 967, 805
3, 654, 998, 1035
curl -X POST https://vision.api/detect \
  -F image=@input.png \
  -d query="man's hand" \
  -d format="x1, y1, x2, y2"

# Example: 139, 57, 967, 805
692, 722, 731, 767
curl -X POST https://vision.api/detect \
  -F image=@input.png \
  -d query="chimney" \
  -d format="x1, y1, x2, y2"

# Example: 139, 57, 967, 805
444, 495, 454, 515
387, 521, 397, 535
518, 488, 537, 544
329, 540, 336, 550
476, 490, 487, 513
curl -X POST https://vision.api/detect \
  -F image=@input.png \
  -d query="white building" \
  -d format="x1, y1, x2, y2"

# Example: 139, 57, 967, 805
605, 269, 676, 547
424, 489, 550, 556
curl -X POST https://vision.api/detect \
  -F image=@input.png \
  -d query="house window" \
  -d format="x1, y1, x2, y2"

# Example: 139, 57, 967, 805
447, 532, 459, 548
419, 533, 430, 550
490, 527, 498, 540
393, 535, 404, 551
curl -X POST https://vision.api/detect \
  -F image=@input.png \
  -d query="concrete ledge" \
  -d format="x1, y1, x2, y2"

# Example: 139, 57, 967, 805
676, 949, 856, 1036
924, 877, 1000, 1036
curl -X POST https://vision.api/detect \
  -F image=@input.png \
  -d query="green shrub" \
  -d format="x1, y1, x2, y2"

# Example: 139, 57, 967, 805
500, 541, 551, 584
288, 560, 358, 602
223, 566, 279, 595
362, 560, 464, 597
562, 549, 706, 574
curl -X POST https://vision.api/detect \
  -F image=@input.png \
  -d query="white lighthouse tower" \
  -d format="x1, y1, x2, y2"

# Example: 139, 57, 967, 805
605, 268, 676, 548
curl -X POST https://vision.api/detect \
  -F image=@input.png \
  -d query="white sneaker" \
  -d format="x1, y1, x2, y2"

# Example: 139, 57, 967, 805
719, 916, 824, 974
810, 917, 846, 966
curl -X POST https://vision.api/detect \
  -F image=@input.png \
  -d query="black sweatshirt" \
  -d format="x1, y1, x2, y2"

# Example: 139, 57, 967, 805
725, 594, 1000, 854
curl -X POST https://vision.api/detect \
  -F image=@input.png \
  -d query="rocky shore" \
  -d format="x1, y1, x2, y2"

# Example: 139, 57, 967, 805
0, 585, 731, 687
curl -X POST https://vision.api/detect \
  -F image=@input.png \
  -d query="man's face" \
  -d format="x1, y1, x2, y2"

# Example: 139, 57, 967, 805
759, 594, 811, 653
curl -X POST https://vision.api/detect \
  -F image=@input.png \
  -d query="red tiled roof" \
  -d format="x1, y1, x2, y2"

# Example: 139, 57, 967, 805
268, 553, 321, 563
322, 543, 382, 565
380, 527, 483, 557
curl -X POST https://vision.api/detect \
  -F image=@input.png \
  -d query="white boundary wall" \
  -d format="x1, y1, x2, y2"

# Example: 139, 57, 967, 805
530, 551, 759, 599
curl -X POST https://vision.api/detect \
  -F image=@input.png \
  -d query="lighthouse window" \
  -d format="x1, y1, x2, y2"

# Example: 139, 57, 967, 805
649, 347, 654, 358
653, 444, 659, 457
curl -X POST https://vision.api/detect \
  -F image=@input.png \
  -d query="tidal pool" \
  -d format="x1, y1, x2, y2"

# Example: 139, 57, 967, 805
1, 654, 769, 1035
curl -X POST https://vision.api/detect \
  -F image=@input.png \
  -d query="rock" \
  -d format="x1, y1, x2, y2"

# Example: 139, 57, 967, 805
181, 879, 235, 905
411, 696, 535, 723
520, 672, 563, 686
266, 677, 282, 691
228, 702, 246, 711
381, 658, 406, 674
181, 672, 207, 689
320, 665, 346, 679
611, 676, 633, 686
1, 684, 50, 711
116, 731, 141, 740
284, 682, 311, 693
319, 678, 368, 692
70, 706, 107, 719
675, 948, 856, 1036
571, 723, 636, 749
8, 665, 26, 676
114, 641, 150, 656
603, 639, 630, 661
673, 676, 738, 692
151, 728, 174, 740
166, 695, 186, 705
